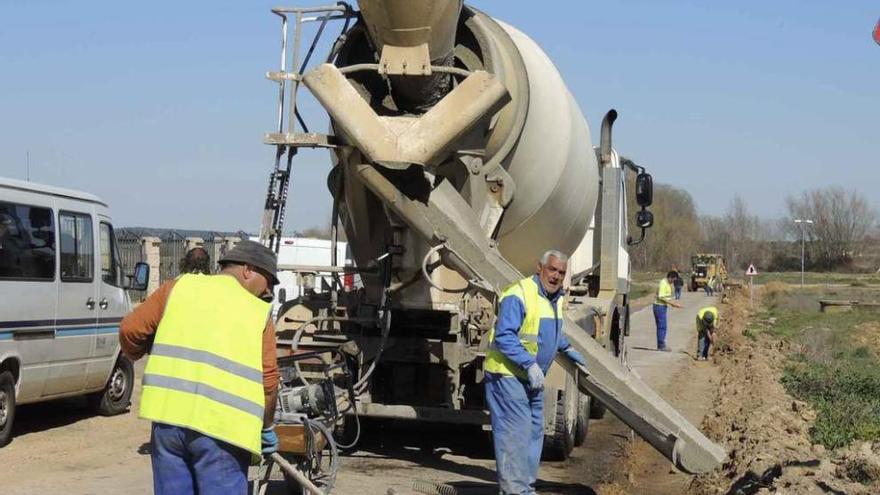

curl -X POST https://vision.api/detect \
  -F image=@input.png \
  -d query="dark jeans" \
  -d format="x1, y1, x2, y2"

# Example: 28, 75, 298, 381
151, 423, 250, 495
674, 287, 682, 300
653, 304, 668, 350
697, 332, 710, 358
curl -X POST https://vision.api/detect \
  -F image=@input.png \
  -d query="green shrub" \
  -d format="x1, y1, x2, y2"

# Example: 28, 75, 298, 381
783, 357, 880, 449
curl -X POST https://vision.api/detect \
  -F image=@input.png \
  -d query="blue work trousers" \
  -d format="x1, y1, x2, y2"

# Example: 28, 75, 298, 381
151, 423, 250, 495
485, 373, 544, 495
697, 332, 710, 358
653, 304, 668, 350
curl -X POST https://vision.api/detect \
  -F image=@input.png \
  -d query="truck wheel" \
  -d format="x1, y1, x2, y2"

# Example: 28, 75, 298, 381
543, 376, 577, 461
589, 395, 607, 420
0, 371, 16, 447
88, 356, 134, 416
574, 393, 590, 447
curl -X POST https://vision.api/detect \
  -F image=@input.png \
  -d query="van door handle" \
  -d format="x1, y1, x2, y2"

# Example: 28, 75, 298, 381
99, 298, 109, 310
86, 297, 96, 310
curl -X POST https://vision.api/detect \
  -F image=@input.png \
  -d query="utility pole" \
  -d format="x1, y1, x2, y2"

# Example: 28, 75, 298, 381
26, 150, 30, 181
794, 219, 814, 287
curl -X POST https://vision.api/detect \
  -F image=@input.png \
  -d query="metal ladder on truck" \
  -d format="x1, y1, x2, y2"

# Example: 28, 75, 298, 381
258, 4, 355, 255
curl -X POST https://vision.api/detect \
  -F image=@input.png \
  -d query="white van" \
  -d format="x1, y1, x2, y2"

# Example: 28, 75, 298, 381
0, 178, 148, 446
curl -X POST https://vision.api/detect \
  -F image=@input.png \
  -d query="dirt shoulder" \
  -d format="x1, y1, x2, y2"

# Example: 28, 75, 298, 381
691, 287, 880, 495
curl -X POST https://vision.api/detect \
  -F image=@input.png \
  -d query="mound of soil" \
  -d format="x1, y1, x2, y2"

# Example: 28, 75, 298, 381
692, 288, 880, 495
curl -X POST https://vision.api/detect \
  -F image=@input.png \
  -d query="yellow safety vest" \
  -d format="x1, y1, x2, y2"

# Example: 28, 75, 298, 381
484, 277, 563, 378
139, 274, 270, 455
655, 278, 673, 306
696, 306, 719, 332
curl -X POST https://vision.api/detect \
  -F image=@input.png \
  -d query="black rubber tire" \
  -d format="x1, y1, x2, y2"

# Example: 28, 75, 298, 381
588, 395, 607, 420
0, 371, 15, 447
574, 393, 590, 447
542, 386, 576, 461
88, 356, 134, 416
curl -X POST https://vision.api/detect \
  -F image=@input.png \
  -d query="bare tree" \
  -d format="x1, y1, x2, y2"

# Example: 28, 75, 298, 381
701, 196, 770, 271
784, 187, 877, 269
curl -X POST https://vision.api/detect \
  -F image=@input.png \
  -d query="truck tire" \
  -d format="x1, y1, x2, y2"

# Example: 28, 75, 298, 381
574, 393, 590, 447
543, 375, 577, 461
0, 371, 15, 447
589, 395, 607, 420
88, 356, 134, 416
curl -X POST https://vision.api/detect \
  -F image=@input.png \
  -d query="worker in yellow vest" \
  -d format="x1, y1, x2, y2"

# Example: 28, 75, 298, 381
484, 250, 586, 495
696, 306, 719, 360
654, 271, 683, 351
120, 241, 281, 495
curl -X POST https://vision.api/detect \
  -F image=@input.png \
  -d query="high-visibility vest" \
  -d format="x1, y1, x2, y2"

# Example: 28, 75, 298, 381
139, 274, 270, 455
484, 277, 562, 378
696, 306, 719, 332
655, 278, 673, 306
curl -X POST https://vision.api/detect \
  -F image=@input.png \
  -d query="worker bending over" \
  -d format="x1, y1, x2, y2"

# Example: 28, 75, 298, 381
484, 250, 587, 495
120, 241, 281, 495
654, 271, 683, 351
696, 306, 719, 360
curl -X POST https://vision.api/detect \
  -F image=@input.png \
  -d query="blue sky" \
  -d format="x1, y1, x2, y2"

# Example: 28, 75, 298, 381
1, 1, 877, 232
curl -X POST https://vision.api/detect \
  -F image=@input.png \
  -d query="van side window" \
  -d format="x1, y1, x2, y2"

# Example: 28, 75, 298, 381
0, 201, 55, 280
59, 212, 93, 282
100, 223, 123, 287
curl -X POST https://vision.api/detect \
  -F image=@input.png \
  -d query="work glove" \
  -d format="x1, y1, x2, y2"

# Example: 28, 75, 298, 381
563, 347, 587, 367
526, 363, 545, 392
261, 426, 279, 455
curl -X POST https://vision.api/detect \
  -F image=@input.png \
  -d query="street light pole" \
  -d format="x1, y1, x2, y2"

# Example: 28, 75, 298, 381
794, 219, 814, 287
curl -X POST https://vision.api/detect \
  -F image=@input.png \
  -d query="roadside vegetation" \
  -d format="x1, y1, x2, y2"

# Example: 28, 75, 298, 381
746, 282, 880, 449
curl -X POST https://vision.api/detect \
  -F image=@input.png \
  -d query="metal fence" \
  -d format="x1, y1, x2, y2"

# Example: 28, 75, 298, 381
159, 231, 187, 284
117, 229, 146, 299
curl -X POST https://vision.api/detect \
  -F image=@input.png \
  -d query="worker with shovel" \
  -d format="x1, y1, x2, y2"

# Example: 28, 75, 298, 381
120, 241, 281, 495
483, 250, 588, 495
696, 306, 719, 360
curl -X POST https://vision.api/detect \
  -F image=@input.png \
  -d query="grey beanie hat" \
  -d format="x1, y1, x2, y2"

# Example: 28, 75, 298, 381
219, 240, 279, 285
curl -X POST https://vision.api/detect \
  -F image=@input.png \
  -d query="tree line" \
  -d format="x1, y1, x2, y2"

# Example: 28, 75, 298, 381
626, 176, 878, 273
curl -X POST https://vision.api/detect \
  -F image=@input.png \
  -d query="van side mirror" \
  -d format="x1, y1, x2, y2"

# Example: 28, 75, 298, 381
636, 210, 654, 229
635, 172, 653, 207
130, 262, 149, 291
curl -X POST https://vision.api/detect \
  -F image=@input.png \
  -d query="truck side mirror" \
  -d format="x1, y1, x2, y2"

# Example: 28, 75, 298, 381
635, 172, 653, 207
130, 262, 150, 291
278, 288, 287, 304
636, 210, 654, 229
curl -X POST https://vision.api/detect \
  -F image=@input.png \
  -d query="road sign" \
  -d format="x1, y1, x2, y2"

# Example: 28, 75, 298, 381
746, 264, 758, 276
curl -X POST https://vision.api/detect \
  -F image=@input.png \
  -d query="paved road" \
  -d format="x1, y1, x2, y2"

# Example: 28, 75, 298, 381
628, 290, 715, 379
0, 290, 717, 495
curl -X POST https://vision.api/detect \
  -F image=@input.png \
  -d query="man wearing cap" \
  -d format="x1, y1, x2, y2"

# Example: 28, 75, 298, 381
696, 306, 719, 360
120, 240, 281, 495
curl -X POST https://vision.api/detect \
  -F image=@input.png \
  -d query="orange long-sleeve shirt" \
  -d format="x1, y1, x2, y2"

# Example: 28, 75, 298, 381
119, 279, 280, 398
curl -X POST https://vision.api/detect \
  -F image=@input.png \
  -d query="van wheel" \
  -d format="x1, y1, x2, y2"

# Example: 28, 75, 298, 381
0, 371, 16, 447
89, 357, 134, 416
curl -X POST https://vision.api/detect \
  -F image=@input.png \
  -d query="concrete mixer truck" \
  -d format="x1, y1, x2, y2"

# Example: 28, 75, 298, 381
258, 1, 725, 474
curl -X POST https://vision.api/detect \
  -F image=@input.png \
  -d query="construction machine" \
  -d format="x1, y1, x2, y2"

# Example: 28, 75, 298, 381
254, 2, 725, 491
688, 253, 729, 292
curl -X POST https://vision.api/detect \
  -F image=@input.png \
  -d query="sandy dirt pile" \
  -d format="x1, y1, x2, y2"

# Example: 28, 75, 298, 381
691, 288, 880, 494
